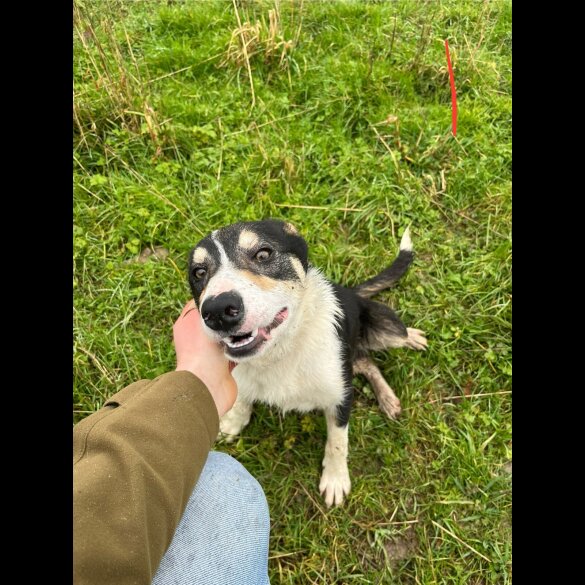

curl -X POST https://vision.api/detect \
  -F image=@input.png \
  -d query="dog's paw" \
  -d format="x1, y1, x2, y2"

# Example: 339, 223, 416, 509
378, 393, 402, 419
218, 419, 243, 442
218, 410, 249, 441
319, 464, 351, 508
405, 328, 428, 351
217, 430, 238, 443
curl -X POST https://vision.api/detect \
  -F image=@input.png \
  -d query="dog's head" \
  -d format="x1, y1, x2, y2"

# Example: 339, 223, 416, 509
188, 220, 309, 362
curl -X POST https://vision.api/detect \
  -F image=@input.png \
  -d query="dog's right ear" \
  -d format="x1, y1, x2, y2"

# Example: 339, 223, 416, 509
282, 222, 308, 271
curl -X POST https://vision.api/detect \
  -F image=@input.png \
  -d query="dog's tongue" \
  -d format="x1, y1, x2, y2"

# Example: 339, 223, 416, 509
257, 327, 272, 341
229, 361, 237, 372
257, 308, 288, 341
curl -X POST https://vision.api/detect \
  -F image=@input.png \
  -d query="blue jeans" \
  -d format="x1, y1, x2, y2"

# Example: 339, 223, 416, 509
152, 452, 271, 585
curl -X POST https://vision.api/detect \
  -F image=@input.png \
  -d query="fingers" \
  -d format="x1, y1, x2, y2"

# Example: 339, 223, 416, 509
179, 299, 197, 318
173, 301, 199, 345
175, 300, 198, 330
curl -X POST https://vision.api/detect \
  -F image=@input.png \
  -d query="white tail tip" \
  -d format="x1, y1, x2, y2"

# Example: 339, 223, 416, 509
400, 227, 412, 252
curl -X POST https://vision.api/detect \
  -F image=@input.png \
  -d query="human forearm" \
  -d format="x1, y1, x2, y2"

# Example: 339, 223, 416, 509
73, 371, 219, 585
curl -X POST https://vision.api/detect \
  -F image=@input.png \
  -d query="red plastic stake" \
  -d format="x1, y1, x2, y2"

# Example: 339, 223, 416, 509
445, 39, 457, 136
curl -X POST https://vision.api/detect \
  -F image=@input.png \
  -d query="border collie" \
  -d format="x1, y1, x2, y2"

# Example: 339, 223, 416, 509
188, 220, 427, 507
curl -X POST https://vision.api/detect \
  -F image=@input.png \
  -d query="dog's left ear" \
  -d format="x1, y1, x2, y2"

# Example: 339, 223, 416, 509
282, 221, 308, 271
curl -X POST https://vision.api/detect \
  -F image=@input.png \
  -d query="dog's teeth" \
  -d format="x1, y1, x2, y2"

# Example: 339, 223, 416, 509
252, 328, 258, 338
225, 333, 256, 349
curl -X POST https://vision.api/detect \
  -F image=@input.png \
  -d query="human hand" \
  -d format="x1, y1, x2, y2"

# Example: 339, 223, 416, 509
173, 300, 238, 418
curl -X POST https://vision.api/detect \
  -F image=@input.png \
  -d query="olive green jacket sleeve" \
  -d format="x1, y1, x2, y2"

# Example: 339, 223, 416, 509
73, 370, 219, 585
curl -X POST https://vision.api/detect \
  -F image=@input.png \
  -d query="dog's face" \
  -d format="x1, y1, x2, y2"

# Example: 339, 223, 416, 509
188, 220, 309, 362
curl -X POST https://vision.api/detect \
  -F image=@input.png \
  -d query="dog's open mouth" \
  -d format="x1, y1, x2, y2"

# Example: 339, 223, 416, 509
223, 308, 288, 357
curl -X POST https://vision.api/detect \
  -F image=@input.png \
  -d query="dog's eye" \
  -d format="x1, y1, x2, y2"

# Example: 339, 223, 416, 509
254, 248, 272, 262
192, 267, 207, 280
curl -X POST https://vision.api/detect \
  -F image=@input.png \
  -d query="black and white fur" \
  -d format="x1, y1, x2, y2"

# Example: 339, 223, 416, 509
188, 220, 427, 507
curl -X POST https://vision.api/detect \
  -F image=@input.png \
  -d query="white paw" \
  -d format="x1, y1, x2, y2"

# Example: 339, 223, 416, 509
405, 328, 428, 351
217, 428, 238, 443
218, 410, 249, 442
378, 393, 402, 419
319, 463, 351, 507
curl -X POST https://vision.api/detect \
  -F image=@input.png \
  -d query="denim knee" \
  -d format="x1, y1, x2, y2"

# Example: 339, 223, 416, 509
196, 451, 270, 535
153, 451, 270, 585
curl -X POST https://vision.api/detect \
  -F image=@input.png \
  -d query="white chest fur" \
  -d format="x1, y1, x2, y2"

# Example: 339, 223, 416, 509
233, 268, 346, 413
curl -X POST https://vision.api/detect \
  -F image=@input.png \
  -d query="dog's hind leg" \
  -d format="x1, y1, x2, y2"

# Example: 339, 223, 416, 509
403, 328, 428, 350
353, 357, 402, 419
360, 298, 428, 352
219, 397, 253, 442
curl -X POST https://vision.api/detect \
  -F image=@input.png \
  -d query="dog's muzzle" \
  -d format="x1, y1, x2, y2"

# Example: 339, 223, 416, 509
201, 291, 244, 332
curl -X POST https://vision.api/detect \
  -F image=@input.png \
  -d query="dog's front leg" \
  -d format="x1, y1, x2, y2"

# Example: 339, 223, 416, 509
319, 410, 351, 507
219, 397, 253, 442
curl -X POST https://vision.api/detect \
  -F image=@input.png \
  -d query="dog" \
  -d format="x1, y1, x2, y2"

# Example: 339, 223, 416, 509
188, 220, 427, 507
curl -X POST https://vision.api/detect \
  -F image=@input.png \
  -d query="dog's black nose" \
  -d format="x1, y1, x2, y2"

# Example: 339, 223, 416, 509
201, 292, 244, 332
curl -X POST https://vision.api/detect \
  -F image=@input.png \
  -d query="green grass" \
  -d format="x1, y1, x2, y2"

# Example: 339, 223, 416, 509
73, 1, 511, 582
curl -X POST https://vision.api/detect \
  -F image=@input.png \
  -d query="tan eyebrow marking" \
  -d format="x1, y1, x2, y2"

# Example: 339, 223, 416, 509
192, 248, 209, 264
238, 230, 260, 250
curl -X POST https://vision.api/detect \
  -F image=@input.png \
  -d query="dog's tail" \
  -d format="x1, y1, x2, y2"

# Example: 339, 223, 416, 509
354, 228, 414, 299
